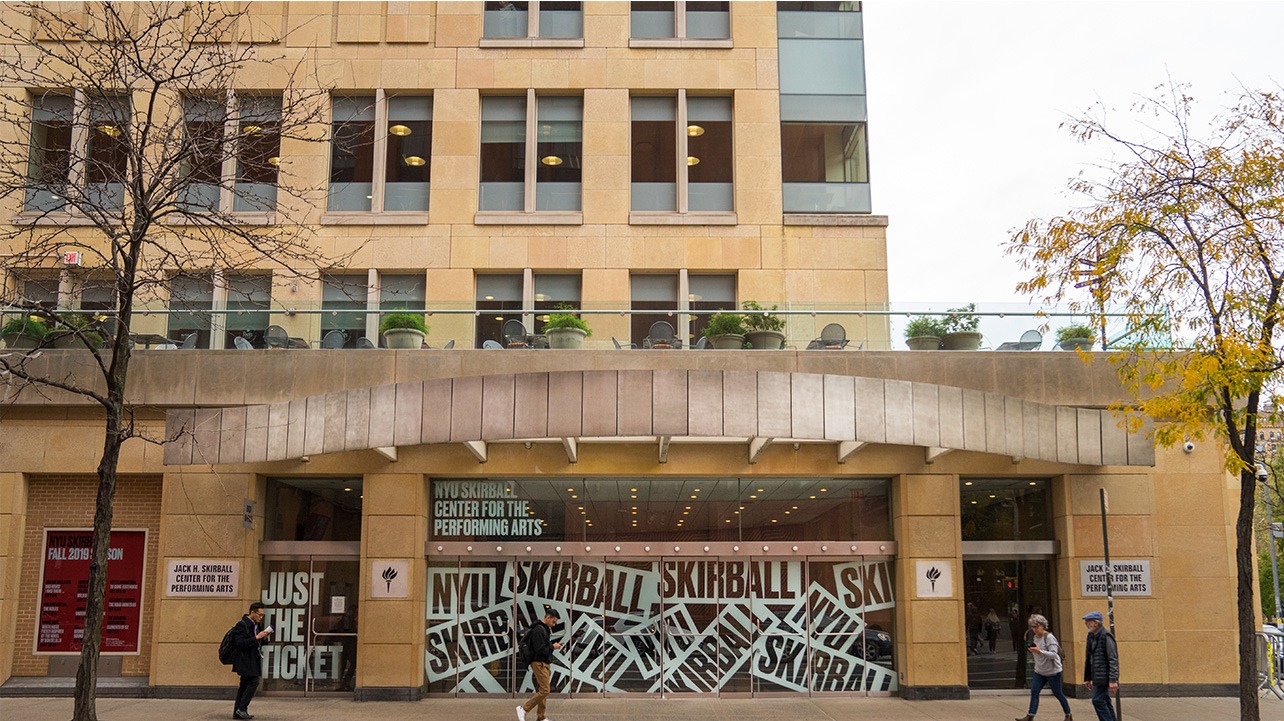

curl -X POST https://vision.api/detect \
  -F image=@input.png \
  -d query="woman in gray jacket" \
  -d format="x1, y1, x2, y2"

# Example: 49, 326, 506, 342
1017, 614, 1072, 721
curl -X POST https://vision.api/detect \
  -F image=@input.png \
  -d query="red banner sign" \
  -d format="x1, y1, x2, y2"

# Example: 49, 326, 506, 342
37, 529, 147, 654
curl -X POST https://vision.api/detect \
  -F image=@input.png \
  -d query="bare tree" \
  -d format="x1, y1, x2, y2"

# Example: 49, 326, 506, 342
1008, 82, 1284, 721
0, 4, 344, 719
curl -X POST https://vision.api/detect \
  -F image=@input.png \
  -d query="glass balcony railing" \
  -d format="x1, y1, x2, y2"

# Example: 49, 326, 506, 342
1, 302, 1173, 352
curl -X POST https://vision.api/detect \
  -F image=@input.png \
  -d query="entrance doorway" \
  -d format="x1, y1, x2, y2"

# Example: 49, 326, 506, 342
962, 559, 1053, 690
425, 555, 897, 697
258, 556, 359, 695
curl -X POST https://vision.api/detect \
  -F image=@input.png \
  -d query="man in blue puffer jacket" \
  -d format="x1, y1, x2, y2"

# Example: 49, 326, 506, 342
1081, 611, 1119, 721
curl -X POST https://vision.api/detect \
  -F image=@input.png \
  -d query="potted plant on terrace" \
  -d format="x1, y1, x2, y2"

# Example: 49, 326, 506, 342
940, 303, 983, 350
904, 315, 946, 350
379, 312, 428, 349
1, 316, 48, 349
1056, 323, 1096, 351
48, 314, 106, 349
543, 304, 592, 349
703, 310, 747, 349
741, 300, 786, 349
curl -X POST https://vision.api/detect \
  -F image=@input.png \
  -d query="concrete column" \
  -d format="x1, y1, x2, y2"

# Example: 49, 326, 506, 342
0, 473, 28, 684
356, 473, 428, 700
150, 472, 261, 693
892, 473, 968, 699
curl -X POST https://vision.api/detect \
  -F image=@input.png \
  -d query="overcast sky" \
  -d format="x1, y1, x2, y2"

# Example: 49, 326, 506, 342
862, 0, 1284, 309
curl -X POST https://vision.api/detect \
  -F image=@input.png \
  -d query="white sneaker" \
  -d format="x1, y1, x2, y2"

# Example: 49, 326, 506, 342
516, 706, 526, 721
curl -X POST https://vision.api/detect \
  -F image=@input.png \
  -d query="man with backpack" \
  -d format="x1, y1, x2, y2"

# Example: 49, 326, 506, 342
224, 601, 272, 720
516, 608, 562, 721
1081, 611, 1119, 721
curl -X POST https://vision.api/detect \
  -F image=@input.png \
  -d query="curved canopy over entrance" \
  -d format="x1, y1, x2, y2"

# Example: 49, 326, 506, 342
162, 370, 1154, 467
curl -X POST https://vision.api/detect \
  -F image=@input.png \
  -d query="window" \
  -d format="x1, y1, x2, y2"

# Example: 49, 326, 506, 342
960, 479, 1053, 541
483, 1, 582, 40
379, 273, 426, 312
630, 274, 678, 347
24, 91, 128, 213
233, 96, 281, 213
168, 273, 215, 348
631, 94, 733, 213
475, 274, 523, 347
180, 96, 227, 212
479, 93, 582, 215
687, 274, 735, 343
631, 1, 729, 41
223, 274, 270, 348
533, 274, 581, 334
327, 94, 432, 214
264, 478, 363, 542
321, 275, 370, 348
777, 1, 869, 213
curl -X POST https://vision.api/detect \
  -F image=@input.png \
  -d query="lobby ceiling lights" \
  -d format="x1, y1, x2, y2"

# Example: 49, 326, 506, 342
403, 155, 426, 166
242, 124, 262, 134
687, 124, 704, 137
389, 124, 412, 136
686, 156, 700, 166
540, 155, 563, 166
96, 124, 121, 137
267, 156, 282, 166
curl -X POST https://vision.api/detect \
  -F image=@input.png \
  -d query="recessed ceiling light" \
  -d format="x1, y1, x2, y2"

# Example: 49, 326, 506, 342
485, 295, 494, 300
403, 155, 426, 166
242, 124, 262, 134
687, 124, 704, 137
97, 124, 121, 137
343, 487, 352, 492
686, 156, 700, 166
964, 481, 974, 486
267, 156, 281, 166
540, 155, 563, 166
690, 495, 697, 499
389, 124, 412, 136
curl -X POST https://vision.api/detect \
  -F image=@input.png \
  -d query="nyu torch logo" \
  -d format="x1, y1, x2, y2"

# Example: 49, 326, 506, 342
381, 565, 398, 593
925, 566, 941, 592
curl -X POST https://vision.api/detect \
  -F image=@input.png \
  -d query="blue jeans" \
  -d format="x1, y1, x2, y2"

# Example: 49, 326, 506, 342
1091, 682, 1118, 721
1028, 671, 1072, 716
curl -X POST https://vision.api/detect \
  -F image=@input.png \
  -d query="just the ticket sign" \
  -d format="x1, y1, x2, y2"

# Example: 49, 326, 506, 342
37, 529, 147, 654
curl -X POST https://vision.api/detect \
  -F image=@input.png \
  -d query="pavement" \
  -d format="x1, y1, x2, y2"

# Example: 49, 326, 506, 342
1, 695, 1281, 721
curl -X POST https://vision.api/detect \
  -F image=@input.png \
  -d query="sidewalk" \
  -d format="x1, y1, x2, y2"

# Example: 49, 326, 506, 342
0, 695, 1278, 721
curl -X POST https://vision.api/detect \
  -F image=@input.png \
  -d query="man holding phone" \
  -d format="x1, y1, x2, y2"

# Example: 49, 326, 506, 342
230, 601, 273, 720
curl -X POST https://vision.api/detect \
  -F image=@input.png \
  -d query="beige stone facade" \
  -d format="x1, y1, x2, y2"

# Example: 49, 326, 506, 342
0, 1, 1240, 703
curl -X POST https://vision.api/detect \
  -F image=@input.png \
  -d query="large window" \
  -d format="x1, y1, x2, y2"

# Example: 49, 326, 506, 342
265, 478, 363, 542
630, 274, 678, 347
631, 94, 732, 213
480, 93, 582, 214
483, 1, 582, 39
180, 96, 227, 212
687, 274, 735, 343
224, 274, 271, 349
960, 479, 1053, 541
631, 1, 730, 40
25, 92, 128, 213
167, 273, 215, 348
533, 274, 581, 334
327, 94, 432, 213
233, 96, 282, 213
777, 2, 869, 213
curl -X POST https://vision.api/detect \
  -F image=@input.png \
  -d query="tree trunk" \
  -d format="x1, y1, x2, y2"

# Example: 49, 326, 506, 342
71, 404, 126, 721
1238, 467, 1262, 721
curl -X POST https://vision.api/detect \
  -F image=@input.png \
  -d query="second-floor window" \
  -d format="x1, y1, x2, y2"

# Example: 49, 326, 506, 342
483, 1, 583, 40
631, 94, 732, 213
233, 96, 282, 213
631, 1, 730, 40
480, 93, 582, 214
25, 91, 129, 214
328, 94, 432, 214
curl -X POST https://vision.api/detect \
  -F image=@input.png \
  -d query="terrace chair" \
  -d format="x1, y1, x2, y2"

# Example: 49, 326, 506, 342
442, 339, 455, 349
233, 336, 254, 350
612, 336, 636, 349
805, 323, 848, 350
356, 337, 375, 349
482, 339, 504, 349
264, 325, 289, 349
693, 336, 708, 350
502, 319, 530, 348
645, 321, 681, 349
996, 329, 1043, 351
321, 330, 348, 349
179, 332, 198, 349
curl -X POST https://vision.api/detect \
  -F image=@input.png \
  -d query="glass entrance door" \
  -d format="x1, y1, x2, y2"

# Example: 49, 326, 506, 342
963, 559, 1054, 690
259, 556, 359, 695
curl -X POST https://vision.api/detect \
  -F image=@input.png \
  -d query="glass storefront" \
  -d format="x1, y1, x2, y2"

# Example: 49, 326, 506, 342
426, 477, 895, 697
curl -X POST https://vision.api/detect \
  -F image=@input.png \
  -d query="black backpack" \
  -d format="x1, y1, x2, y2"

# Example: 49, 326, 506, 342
217, 624, 238, 665
516, 622, 537, 666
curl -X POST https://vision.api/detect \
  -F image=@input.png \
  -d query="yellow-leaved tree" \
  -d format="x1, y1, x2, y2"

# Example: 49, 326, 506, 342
1008, 83, 1284, 721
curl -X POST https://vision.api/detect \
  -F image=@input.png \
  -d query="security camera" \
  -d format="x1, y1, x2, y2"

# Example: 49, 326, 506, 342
1259, 464, 1270, 482
1182, 441, 1195, 454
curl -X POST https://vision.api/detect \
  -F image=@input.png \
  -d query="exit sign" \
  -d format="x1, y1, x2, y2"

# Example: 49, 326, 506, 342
62, 251, 81, 266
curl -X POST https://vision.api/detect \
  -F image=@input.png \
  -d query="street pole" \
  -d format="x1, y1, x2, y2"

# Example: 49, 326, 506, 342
1100, 488, 1121, 719
1261, 465, 1282, 623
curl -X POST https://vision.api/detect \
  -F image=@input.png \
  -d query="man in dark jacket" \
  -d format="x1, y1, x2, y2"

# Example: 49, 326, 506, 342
516, 608, 562, 721
230, 601, 272, 720
1081, 611, 1119, 721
